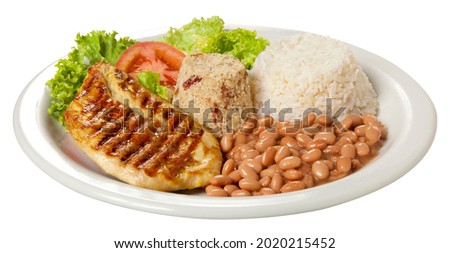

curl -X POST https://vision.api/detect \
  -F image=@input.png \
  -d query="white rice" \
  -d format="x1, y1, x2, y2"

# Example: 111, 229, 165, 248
249, 32, 378, 121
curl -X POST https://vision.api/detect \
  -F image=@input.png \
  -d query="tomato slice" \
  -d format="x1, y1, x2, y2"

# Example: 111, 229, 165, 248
116, 41, 186, 89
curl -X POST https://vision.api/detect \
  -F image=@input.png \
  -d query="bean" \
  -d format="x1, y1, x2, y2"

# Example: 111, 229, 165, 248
220, 134, 233, 153
351, 159, 361, 170
260, 167, 277, 178
302, 174, 315, 188
280, 181, 306, 193
343, 131, 358, 143
234, 134, 247, 146
338, 136, 353, 145
247, 134, 259, 141
239, 178, 262, 192
261, 147, 277, 167
296, 133, 313, 147
362, 113, 379, 126
238, 163, 259, 181
354, 125, 367, 137
260, 187, 277, 195
278, 125, 302, 137
255, 136, 276, 152
240, 149, 259, 160
223, 184, 239, 194
270, 173, 283, 192
306, 113, 316, 127
317, 115, 333, 126
221, 159, 236, 175
290, 148, 301, 157
306, 139, 328, 150
323, 145, 340, 155
231, 189, 252, 197
284, 169, 303, 180
335, 117, 352, 133
345, 114, 363, 127
240, 119, 258, 134
301, 148, 322, 163
236, 144, 251, 153
242, 159, 263, 174
205, 185, 228, 197
258, 115, 274, 127
210, 175, 233, 187
274, 146, 291, 163
314, 132, 336, 145
365, 125, 381, 145
252, 126, 265, 135
340, 144, 356, 159
228, 170, 242, 183
278, 156, 302, 170
355, 142, 370, 156
312, 160, 330, 180
259, 176, 271, 187
323, 160, 334, 170
280, 136, 302, 151
336, 156, 352, 173
259, 128, 280, 140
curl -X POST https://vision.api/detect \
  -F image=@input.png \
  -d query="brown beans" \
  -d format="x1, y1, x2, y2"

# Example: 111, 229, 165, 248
231, 189, 252, 197
314, 132, 336, 145
284, 169, 303, 180
208, 114, 386, 197
365, 125, 381, 145
270, 173, 283, 192
336, 156, 352, 173
220, 134, 233, 153
301, 148, 322, 163
258, 115, 274, 127
280, 136, 302, 151
275, 146, 291, 163
312, 160, 330, 180
210, 175, 233, 187
280, 181, 306, 193
278, 156, 301, 170
205, 185, 229, 197
239, 164, 259, 181
340, 144, 356, 159
261, 146, 277, 167
240, 149, 259, 160
239, 178, 262, 192
222, 159, 236, 175
362, 113, 379, 126
296, 133, 313, 147
255, 136, 276, 152
355, 142, 370, 157
306, 139, 328, 150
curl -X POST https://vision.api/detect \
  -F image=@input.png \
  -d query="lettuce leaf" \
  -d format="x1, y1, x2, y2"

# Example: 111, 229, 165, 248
46, 31, 136, 125
136, 71, 172, 101
203, 28, 270, 69
160, 16, 269, 69
160, 16, 224, 54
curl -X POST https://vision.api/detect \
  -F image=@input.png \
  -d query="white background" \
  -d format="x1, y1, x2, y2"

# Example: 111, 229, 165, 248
2, 0, 449, 252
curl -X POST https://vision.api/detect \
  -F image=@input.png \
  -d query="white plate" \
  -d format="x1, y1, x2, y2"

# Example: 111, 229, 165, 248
13, 26, 436, 219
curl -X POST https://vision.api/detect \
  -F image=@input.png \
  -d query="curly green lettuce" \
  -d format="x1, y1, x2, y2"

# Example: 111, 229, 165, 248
136, 71, 172, 101
160, 16, 269, 69
46, 31, 136, 125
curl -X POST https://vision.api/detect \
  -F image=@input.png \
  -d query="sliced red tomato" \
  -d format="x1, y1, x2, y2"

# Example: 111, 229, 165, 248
116, 41, 186, 89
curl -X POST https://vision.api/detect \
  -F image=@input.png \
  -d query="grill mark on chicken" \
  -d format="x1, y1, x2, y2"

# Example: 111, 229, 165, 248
64, 62, 222, 191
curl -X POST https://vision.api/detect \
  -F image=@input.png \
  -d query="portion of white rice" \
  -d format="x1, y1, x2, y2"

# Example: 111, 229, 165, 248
249, 32, 378, 121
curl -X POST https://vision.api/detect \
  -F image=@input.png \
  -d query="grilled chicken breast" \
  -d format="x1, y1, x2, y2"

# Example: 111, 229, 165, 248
64, 61, 222, 191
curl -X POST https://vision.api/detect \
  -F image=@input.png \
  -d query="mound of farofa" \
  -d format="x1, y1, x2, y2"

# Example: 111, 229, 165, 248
249, 32, 378, 121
